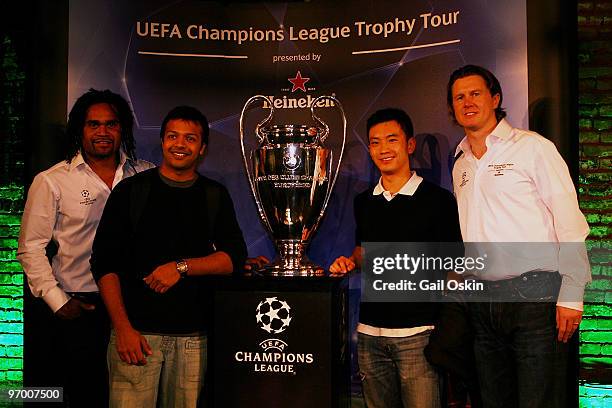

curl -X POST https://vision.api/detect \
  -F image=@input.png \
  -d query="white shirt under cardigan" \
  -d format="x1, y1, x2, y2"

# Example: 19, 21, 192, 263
357, 172, 434, 337
17, 151, 154, 313
452, 119, 590, 311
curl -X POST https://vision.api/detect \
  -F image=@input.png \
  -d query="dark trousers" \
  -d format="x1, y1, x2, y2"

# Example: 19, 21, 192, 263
469, 302, 568, 408
24, 291, 109, 408
468, 272, 568, 408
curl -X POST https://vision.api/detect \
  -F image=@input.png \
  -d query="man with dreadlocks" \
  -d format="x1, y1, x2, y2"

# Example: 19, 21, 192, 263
17, 89, 153, 406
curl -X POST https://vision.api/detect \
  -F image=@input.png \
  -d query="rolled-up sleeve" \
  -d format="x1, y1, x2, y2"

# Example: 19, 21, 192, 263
212, 186, 247, 274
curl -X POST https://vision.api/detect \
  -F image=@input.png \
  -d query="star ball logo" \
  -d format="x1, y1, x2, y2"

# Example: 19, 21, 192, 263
79, 189, 97, 206
256, 296, 292, 334
282, 150, 301, 171
233, 296, 315, 375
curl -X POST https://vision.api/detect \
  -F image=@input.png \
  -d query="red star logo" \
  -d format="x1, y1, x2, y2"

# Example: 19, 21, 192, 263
288, 71, 310, 93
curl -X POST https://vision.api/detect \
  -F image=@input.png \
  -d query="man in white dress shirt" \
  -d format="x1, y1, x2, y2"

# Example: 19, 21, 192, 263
448, 65, 590, 407
17, 89, 153, 407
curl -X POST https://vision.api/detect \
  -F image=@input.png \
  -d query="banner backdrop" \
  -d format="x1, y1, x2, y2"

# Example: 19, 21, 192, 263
68, 0, 528, 265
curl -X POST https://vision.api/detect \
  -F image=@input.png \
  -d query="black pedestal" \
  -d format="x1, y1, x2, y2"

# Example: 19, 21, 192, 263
211, 275, 349, 408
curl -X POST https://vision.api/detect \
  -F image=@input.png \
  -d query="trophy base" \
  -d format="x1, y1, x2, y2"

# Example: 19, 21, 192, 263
263, 240, 325, 276
258, 259, 325, 277
252, 240, 325, 276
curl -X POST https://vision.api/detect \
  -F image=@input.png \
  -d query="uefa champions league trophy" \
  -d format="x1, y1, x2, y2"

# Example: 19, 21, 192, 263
240, 95, 346, 276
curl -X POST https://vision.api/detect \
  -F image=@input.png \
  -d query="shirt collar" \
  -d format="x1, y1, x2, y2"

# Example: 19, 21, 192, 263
490, 118, 513, 141
118, 148, 129, 168
454, 136, 470, 158
454, 119, 513, 157
69, 149, 129, 172
68, 151, 86, 171
373, 171, 423, 198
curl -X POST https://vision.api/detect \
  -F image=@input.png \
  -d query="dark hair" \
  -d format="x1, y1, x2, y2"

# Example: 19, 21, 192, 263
366, 108, 414, 142
160, 106, 209, 146
447, 64, 506, 124
65, 89, 136, 162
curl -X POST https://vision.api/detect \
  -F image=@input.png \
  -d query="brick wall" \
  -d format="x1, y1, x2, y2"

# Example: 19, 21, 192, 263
578, 0, 612, 405
0, 34, 25, 386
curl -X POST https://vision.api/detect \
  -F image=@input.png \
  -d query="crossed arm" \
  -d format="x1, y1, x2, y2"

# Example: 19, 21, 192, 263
99, 251, 234, 365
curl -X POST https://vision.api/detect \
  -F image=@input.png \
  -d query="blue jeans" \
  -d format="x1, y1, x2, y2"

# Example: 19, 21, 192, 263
469, 272, 568, 408
358, 331, 440, 408
107, 331, 206, 408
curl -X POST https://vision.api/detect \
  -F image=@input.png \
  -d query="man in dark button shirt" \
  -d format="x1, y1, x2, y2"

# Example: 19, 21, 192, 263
330, 108, 461, 408
91, 106, 247, 407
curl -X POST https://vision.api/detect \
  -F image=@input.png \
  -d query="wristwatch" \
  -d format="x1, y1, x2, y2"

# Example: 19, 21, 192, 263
176, 259, 189, 278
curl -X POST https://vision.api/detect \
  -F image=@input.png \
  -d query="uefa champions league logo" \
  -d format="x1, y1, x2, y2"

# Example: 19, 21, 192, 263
256, 297, 292, 334
282, 150, 301, 171
79, 189, 96, 206
233, 296, 313, 374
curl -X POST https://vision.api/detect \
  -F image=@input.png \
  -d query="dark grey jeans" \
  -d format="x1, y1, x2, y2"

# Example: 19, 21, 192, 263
358, 331, 441, 408
469, 272, 569, 408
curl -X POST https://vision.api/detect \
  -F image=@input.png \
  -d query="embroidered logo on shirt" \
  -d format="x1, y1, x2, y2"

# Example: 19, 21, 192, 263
459, 171, 469, 187
79, 190, 97, 206
487, 163, 515, 177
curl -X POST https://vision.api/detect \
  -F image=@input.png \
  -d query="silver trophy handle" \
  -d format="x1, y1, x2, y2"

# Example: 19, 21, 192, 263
310, 98, 330, 144
241, 95, 274, 144
239, 95, 274, 234
310, 95, 347, 231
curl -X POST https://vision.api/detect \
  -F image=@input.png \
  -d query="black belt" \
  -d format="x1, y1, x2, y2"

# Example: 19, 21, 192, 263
67, 292, 102, 303
473, 271, 561, 302
477, 271, 559, 289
